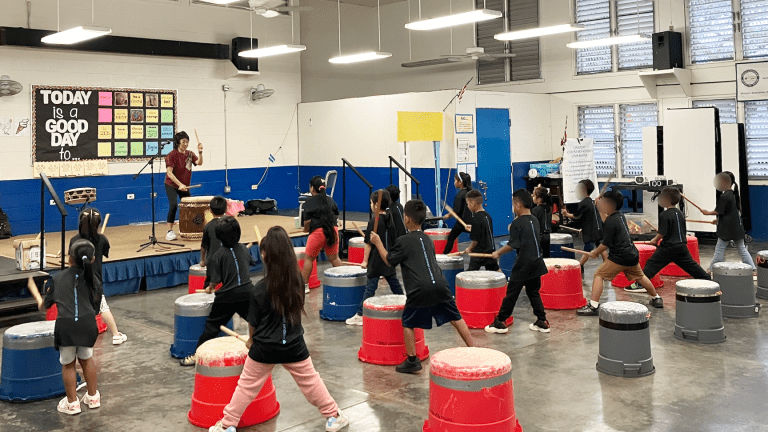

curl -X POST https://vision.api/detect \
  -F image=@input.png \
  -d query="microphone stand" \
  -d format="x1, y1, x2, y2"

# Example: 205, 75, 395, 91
133, 141, 183, 252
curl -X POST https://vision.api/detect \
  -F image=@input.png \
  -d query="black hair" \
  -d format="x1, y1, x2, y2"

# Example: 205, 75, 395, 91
215, 215, 241, 248
69, 239, 96, 299
723, 171, 741, 211
309, 175, 337, 246
533, 186, 551, 209
578, 179, 595, 195
173, 131, 190, 151
261, 226, 306, 326
78, 208, 102, 245
404, 199, 427, 225
385, 185, 400, 202
513, 189, 534, 209
370, 190, 392, 211
603, 190, 625, 211
660, 187, 681, 206
466, 189, 483, 203
210, 196, 228, 216
457, 172, 473, 190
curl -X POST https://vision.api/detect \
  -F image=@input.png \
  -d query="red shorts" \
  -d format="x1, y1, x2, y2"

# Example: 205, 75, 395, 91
305, 227, 339, 259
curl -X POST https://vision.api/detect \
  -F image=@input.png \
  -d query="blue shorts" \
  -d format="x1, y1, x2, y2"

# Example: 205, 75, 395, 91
584, 240, 602, 252
401, 301, 463, 329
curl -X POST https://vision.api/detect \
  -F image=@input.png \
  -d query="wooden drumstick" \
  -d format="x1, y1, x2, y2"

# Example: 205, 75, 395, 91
341, 261, 362, 266
447, 252, 463, 257
351, 221, 366, 237
373, 190, 383, 233
444, 204, 469, 229
254, 225, 263, 244
559, 225, 582, 234
680, 193, 705, 213
687, 219, 716, 225
100, 214, 110, 235
194, 129, 201, 144
643, 220, 658, 231
35, 232, 41, 240
560, 246, 593, 256
27, 277, 43, 309
468, 252, 495, 258
219, 325, 249, 344
598, 173, 615, 198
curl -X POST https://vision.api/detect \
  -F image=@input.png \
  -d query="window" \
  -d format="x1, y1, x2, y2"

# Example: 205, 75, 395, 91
740, 0, 768, 59
745, 100, 768, 177
687, 0, 735, 64
619, 103, 658, 176
579, 105, 617, 176
574, 0, 655, 74
692, 99, 738, 124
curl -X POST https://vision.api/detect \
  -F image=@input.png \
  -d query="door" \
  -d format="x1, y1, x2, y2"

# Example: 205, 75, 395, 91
476, 108, 511, 237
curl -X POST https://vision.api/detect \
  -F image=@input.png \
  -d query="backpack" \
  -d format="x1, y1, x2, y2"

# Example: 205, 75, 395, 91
243, 199, 277, 215
0, 208, 12, 239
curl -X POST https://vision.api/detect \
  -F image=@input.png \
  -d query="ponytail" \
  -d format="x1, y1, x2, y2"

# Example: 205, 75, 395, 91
534, 186, 552, 212
309, 175, 337, 246
79, 208, 102, 244
70, 239, 96, 300
724, 171, 741, 212
459, 172, 473, 191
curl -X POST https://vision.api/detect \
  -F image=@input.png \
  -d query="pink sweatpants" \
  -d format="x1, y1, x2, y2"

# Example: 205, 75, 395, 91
222, 356, 339, 427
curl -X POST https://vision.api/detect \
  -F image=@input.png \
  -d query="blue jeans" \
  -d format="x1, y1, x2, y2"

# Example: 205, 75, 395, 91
357, 274, 404, 316
709, 238, 756, 271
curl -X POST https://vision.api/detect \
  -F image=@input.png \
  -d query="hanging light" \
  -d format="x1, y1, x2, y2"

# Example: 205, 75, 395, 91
406, 9, 501, 31
329, 0, 391, 64
42, 0, 112, 44
495, 24, 584, 41
567, 34, 649, 49
238, 1, 306, 58
197, 0, 239, 4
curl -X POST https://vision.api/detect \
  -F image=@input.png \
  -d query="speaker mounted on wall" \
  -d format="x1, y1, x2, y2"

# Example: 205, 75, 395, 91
231, 37, 259, 73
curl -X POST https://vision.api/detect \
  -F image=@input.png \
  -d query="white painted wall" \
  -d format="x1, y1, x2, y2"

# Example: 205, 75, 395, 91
0, 0, 301, 180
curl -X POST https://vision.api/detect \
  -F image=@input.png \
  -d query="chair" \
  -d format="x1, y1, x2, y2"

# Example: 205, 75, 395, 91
298, 170, 338, 219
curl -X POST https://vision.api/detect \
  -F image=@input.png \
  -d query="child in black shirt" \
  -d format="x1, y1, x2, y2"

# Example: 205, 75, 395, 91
180, 216, 255, 366
626, 188, 709, 292
577, 191, 663, 316
346, 190, 404, 326
531, 186, 552, 258
562, 179, 606, 272
386, 184, 408, 238
370, 200, 473, 374
464, 190, 499, 271
486, 189, 550, 334
209, 226, 349, 432
442, 172, 473, 254
200, 196, 227, 269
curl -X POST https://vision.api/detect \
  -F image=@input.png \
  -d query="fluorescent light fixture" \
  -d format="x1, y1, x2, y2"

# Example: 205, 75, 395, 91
402, 58, 462, 68
239, 44, 306, 58
495, 23, 584, 41
329, 51, 392, 64
567, 34, 650, 49
41, 25, 112, 44
259, 10, 280, 18
197, 0, 239, 4
405, 9, 502, 31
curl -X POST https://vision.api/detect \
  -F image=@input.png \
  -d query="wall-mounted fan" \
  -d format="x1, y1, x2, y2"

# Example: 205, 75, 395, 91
250, 84, 274, 101
0, 76, 22, 97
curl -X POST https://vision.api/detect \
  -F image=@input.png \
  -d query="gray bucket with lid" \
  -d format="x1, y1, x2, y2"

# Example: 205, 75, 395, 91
712, 262, 760, 318
674, 280, 726, 344
596, 301, 655, 378
757, 251, 768, 300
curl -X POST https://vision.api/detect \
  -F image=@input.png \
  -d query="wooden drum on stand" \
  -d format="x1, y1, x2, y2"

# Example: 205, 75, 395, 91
179, 196, 214, 240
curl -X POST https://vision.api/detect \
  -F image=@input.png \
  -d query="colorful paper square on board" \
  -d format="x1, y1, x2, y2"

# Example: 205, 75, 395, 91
115, 125, 128, 139
98, 142, 112, 157
130, 109, 144, 122
98, 125, 112, 140
146, 125, 159, 139
161, 110, 173, 123
130, 93, 144, 107
98, 92, 112, 106
131, 142, 144, 156
98, 109, 112, 123
161, 94, 173, 107
114, 92, 128, 107
131, 125, 144, 139
114, 109, 128, 123
146, 94, 159, 108
145, 109, 159, 123
161, 142, 172, 155
114, 142, 128, 157
146, 142, 159, 155
161, 125, 174, 139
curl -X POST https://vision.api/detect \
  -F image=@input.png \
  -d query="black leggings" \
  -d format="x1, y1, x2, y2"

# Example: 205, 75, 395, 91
196, 290, 251, 349
496, 277, 547, 322
165, 184, 191, 224
442, 222, 466, 254
642, 244, 710, 280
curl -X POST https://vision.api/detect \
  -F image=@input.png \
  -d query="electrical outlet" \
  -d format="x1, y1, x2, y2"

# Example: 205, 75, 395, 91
251, 185, 258, 190
127, 194, 135, 200
49, 200, 55, 206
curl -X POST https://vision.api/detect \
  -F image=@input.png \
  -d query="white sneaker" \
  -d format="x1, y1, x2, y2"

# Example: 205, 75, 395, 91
305, 283, 310, 294
166, 230, 177, 241
57, 397, 81, 415
345, 314, 363, 326
112, 333, 128, 345
81, 390, 100, 409
326, 410, 349, 432
208, 421, 236, 432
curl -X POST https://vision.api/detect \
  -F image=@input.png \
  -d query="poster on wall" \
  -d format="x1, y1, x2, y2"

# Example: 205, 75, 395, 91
561, 137, 599, 204
736, 61, 768, 102
0, 116, 31, 137
32, 85, 177, 162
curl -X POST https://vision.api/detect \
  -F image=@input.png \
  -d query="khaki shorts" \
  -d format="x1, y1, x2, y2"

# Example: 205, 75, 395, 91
595, 259, 645, 282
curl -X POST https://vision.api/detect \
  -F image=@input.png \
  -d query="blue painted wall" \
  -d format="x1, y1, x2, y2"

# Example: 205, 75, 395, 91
748, 185, 768, 241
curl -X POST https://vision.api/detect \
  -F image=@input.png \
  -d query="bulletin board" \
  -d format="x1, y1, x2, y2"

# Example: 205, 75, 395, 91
32, 85, 177, 163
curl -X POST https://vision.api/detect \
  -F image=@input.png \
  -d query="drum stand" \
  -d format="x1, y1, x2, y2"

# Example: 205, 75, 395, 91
133, 151, 183, 252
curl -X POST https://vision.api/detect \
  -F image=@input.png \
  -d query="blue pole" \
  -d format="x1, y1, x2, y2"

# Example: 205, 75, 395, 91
434, 141, 442, 228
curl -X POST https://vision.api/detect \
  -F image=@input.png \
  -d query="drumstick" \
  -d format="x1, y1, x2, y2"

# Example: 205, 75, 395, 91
341, 261, 362, 266
598, 173, 615, 197
194, 129, 201, 145
444, 204, 469, 229
468, 253, 495, 258
351, 221, 366, 237
560, 246, 592, 256
680, 193, 705, 213
447, 252, 463, 257
219, 326, 249, 344
373, 190, 383, 233
100, 214, 110, 235
186, 184, 202, 189
687, 219, 716, 225
643, 220, 658, 231
27, 277, 43, 309
559, 225, 581, 234
254, 225, 263, 244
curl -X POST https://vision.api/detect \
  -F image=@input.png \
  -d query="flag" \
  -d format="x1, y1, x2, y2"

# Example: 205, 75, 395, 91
458, 82, 468, 101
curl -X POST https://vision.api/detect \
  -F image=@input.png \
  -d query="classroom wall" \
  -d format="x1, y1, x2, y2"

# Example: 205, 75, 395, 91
0, 0, 302, 235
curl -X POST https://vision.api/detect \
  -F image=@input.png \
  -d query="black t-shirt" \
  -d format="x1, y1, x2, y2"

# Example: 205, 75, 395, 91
69, 234, 110, 282
207, 244, 256, 294
715, 190, 745, 241
201, 218, 223, 264
386, 231, 454, 308
469, 211, 495, 254
301, 194, 339, 233
364, 213, 396, 278
602, 212, 639, 266
531, 205, 552, 235
453, 189, 472, 224
573, 198, 603, 243
247, 279, 309, 364
45, 267, 103, 349
658, 208, 686, 248
508, 214, 549, 282
388, 202, 407, 238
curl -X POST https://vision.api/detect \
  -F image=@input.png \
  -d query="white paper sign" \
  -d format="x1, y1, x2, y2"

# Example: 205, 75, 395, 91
562, 138, 599, 204
737, 61, 768, 102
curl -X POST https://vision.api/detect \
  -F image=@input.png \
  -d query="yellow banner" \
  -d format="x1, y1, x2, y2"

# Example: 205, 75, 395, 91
397, 111, 443, 142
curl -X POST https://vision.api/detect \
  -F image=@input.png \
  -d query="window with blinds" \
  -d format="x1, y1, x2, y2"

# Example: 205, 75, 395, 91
619, 103, 657, 177
687, 0, 735, 64
740, 0, 768, 59
476, 0, 508, 85
692, 99, 737, 124
615, 0, 654, 69
575, 0, 612, 74
745, 100, 768, 177
579, 106, 617, 176
507, 0, 541, 81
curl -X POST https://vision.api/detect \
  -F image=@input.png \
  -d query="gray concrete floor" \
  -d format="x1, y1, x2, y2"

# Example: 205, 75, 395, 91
2, 240, 768, 432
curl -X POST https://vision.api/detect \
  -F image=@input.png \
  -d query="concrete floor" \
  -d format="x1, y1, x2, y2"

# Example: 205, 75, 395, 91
2, 240, 768, 432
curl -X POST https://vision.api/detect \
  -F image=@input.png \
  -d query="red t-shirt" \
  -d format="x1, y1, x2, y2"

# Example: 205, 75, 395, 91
164, 149, 198, 188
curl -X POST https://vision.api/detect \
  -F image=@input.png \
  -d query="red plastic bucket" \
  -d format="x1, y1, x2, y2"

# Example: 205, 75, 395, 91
358, 294, 429, 365
660, 236, 700, 277
540, 258, 586, 309
46, 304, 107, 334
455, 271, 512, 329
188, 264, 222, 294
425, 228, 458, 254
295, 247, 321, 289
611, 243, 663, 288
348, 237, 365, 264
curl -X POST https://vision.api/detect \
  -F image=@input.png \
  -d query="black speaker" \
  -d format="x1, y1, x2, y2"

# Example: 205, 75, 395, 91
231, 37, 259, 72
652, 31, 683, 70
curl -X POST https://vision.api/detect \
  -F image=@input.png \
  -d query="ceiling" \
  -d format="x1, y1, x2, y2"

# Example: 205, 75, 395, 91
191, 0, 404, 10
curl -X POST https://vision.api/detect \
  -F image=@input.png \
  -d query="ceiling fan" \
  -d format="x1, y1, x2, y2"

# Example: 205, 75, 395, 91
402, 47, 515, 68
248, 0, 311, 17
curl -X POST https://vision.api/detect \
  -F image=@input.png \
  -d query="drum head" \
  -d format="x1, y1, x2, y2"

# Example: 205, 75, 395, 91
181, 196, 215, 204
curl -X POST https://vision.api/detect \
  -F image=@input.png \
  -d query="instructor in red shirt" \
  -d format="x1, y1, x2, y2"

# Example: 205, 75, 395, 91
165, 131, 203, 240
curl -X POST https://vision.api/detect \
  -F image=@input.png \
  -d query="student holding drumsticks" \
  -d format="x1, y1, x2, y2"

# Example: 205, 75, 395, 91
165, 131, 203, 241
